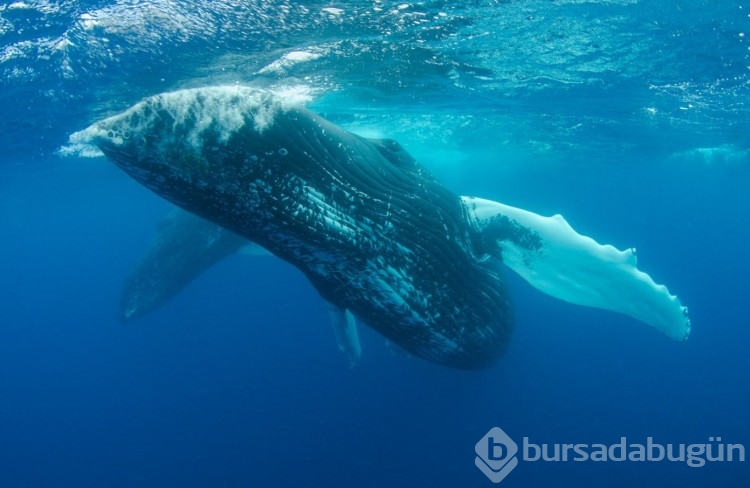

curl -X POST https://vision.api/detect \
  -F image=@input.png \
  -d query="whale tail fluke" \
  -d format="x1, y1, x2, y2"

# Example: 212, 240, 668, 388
462, 196, 691, 342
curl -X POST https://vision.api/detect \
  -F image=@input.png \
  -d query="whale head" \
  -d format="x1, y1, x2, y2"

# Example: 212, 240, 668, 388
80, 86, 306, 227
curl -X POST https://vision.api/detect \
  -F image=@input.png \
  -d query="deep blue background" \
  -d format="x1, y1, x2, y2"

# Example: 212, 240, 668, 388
1, 1, 749, 487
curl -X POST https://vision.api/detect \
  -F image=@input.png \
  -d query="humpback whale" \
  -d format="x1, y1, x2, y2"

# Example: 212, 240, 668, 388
71, 86, 690, 369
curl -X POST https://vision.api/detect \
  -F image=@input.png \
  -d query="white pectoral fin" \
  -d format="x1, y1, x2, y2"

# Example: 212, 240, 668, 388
462, 196, 691, 342
326, 302, 362, 367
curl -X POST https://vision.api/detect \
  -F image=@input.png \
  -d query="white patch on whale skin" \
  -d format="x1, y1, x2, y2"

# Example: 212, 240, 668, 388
291, 183, 427, 314
463, 196, 691, 342
284, 181, 450, 350
299, 186, 360, 238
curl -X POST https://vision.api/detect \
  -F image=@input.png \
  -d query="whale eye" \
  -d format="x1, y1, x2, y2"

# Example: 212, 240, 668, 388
278, 148, 288, 156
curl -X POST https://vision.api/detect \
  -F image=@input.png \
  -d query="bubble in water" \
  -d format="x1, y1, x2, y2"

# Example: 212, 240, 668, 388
278, 148, 288, 156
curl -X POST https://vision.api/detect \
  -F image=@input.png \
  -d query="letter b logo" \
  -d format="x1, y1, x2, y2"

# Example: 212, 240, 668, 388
475, 427, 519, 483
488, 438, 507, 461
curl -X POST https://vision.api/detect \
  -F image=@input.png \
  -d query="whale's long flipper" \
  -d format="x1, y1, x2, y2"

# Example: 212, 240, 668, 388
462, 196, 690, 341
122, 208, 362, 366
119, 208, 249, 321
326, 302, 362, 367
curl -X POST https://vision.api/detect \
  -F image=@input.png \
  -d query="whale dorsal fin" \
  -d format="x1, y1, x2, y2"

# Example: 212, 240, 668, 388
462, 196, 691, 342
366, 138, 422, 174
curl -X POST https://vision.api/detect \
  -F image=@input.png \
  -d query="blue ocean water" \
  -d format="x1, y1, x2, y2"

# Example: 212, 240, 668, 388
1, 1, 749, 487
